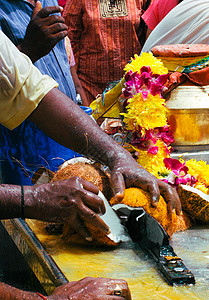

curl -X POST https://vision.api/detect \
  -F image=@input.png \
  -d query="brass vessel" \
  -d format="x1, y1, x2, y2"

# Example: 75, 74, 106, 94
165, 80, 209, 151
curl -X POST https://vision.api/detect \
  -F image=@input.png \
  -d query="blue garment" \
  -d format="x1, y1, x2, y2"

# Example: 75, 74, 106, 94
0, 0, 80, 185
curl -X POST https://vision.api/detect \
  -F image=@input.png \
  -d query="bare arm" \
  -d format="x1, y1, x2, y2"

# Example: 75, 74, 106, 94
70, 65, 88, 106
28, 88, 181, 214
0, 179, 109, 240
145, 27, 152, 40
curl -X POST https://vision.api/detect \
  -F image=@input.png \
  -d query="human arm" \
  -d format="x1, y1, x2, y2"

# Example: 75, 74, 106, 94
0, 30, 181, 213
145, 27, 152, 40
64, 36, 88, 105
63, 0, 83, 64
28, 88, 182, 214
0, 277, 131, 299
70, 65, 88, 105
17, 1, 68, 63
0, 179, 109, 240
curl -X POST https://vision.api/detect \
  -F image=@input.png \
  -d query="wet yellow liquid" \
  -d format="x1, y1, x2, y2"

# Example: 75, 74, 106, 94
28, 220, 209, 300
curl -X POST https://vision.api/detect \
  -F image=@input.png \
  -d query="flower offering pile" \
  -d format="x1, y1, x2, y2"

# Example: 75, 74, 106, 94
119, 52, 209, 224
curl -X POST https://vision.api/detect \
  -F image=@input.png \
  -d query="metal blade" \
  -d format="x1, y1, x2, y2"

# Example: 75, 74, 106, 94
112, 204, 195, 285
112, 204, 169, 260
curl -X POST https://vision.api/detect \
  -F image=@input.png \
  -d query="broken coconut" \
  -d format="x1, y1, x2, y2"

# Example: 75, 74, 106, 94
178, 184, 209, 223
110, 187, 192, 237
51, 160, 127, 247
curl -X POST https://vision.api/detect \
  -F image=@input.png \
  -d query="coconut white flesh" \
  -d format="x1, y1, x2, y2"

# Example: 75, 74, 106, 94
59, 157, 94, 169
98, 191, 130, 243
181, 184, 209, 201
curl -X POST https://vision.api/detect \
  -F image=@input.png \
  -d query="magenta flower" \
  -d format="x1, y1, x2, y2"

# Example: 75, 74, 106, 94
164, 158, 188, 176
131, 129, 157, 151
131, 126, 173, 155
162, 157, 197, 187
123, 67, 169, 100
156, 126, 175, 146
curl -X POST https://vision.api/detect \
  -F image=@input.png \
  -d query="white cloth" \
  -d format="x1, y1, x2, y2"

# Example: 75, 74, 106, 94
142, 0, 209, 53
0, 30, 58, 130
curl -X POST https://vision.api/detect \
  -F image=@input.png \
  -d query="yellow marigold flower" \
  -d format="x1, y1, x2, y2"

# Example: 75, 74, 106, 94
121, 93, 167, 131
194, 182, 209, 195
124, 53, 168, 75
135, 140, 170, 176
184, 159, 209, 187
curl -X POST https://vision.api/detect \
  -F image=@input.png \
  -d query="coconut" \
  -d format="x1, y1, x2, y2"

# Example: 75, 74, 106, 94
178, 184, 209, 223
52, 162, 113, 200
110, 187, 192, 236
51, 161, 123, 247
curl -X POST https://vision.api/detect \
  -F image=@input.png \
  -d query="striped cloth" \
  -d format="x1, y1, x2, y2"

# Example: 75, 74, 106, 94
0, 0, 81, 185
64, 0, 143, 104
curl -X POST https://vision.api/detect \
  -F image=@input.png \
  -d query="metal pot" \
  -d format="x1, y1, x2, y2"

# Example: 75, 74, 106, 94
165, 80, 209, 151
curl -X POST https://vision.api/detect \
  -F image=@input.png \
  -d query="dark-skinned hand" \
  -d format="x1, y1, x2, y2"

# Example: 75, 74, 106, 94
109, 152, 182, 215
19, 1, 68, 62
24, 177, 109, 240
48, 277, 132, 300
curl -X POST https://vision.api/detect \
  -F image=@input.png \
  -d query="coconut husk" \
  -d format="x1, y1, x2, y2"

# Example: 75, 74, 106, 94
110, 187, 192, 236
51, 162, 118, 247
178, 184, 209, 223
51, 162, 113, 200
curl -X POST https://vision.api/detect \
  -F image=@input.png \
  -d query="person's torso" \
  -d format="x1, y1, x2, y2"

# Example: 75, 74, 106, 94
68, 0, 143, 84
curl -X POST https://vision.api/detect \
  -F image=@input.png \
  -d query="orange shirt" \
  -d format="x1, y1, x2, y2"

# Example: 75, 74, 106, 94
64, 0, 143, 104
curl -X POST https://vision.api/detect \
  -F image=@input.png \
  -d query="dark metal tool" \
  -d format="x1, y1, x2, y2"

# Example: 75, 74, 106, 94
112, 204, 195, 286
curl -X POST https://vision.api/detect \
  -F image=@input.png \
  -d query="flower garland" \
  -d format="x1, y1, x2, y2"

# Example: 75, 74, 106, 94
121, 52, 209, 194
121, 53, 173, 173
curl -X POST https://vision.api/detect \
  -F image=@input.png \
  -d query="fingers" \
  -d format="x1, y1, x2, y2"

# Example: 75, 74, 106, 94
158, 180, 182, 215
39, 14, 67, 27
45, 28, 68, 44
52, 277, 131, 299
67, 214, 91, 241
82, 190, 106, 214
31, 0, 42, 19
77, 177, 100, 195
36, 5, 64, 19
106, 279, 132, 300
146, 180, 160, 207
111, 171, 125, 200
78, 202, 110, 234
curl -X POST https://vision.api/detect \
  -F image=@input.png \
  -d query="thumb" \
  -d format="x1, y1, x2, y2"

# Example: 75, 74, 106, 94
31, 0, 42, 19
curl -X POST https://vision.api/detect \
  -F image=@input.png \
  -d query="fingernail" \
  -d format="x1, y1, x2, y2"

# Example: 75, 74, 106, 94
180, 211, 183, 216
86, 236, 93, 242
153, 195, 158, 202
115, 192, 123, 200
59, 6, 63, 10
172, 209, 176, 214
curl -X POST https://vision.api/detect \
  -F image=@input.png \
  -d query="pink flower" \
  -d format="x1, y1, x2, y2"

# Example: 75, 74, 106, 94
131, 129, 157, 151
131, 127, 173, 155
123, 67, 169, 100
164, 158, 188, 176
148, 146, 159, 154
162, 157, 197, 187
156, 126, 175, 145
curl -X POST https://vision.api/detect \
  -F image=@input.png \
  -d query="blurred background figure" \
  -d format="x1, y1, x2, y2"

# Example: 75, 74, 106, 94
142, 0, 209, 53
63, 0, 153, 105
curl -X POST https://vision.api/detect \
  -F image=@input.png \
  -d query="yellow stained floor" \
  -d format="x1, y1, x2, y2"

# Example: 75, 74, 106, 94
28, 220, 209, 300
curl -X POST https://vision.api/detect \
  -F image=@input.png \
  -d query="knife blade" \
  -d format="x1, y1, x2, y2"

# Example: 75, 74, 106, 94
112, 203, 195, 286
